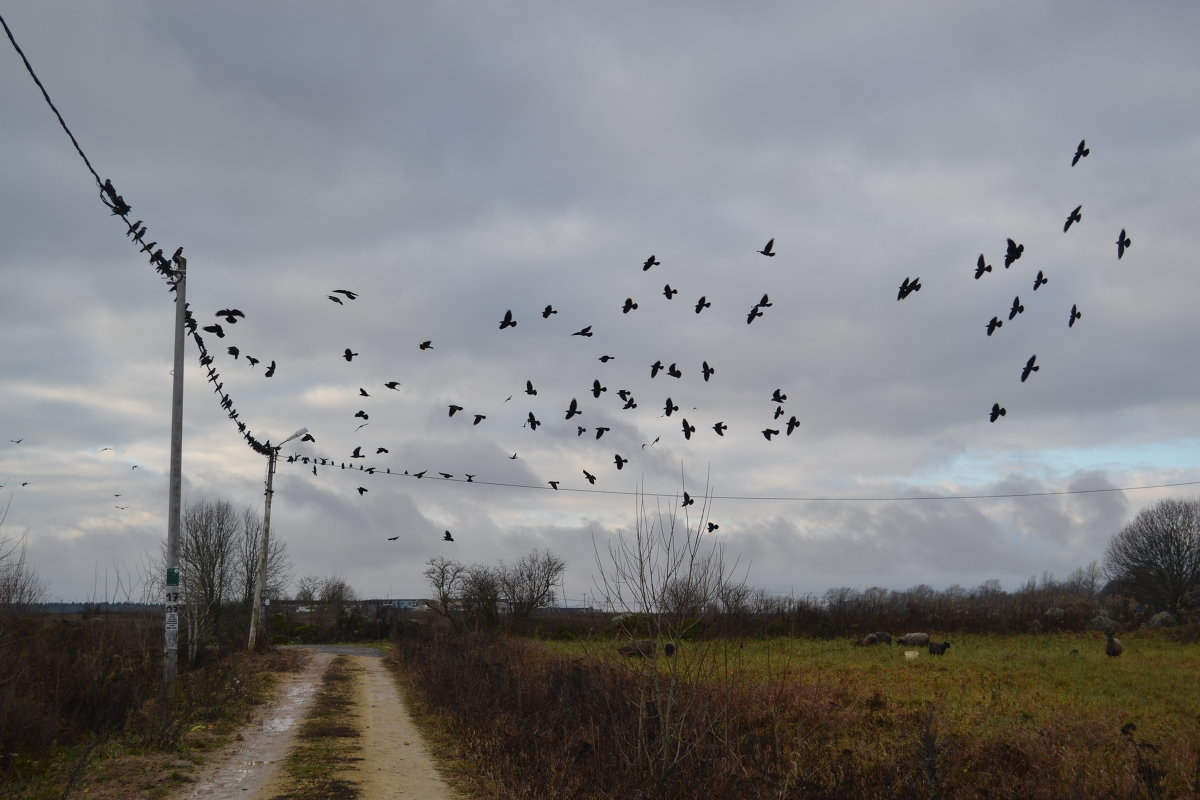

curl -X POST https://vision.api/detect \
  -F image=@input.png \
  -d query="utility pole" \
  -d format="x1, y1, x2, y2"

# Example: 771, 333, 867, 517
163, 255, 186, 718
248, 426, 307, 650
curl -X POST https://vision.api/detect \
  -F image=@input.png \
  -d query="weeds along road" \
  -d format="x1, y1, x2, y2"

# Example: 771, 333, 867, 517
175, 645, 460, 800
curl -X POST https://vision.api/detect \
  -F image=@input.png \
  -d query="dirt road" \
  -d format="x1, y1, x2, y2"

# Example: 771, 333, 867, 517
175, 646, 460, 800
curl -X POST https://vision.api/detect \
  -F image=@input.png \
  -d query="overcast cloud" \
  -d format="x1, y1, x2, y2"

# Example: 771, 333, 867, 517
2, 2, 1198, 605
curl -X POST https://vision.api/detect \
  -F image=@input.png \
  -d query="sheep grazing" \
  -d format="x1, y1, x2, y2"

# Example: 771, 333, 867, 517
928, 641, 951, 656
857, 633, 881, 647
895, 632, 930, 647
870, 632, 892, 644
618, 639, 657, 658
1105, 629, 1123, 658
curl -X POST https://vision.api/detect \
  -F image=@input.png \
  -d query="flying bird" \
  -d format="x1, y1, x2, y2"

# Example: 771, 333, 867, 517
572, 325, 594, 337
499, 309, 517, 329
771, 389, 787, 404
1009, 296, 1024, 320
448, 404, 463, 417
1071, 139, 1089, 167
227, 346, 240, 359
216, 309, 245, 324
376, 447, 389, 454
621, 298, 638, 314
332, 289, 358, 300
651, 360, 664, 378
202, 324, 225, 338
385, 381, 401, 390
762, 428, 780, 441
1063, 204, 1082, 232
1116, 228, 1131, 259
643, 254, 660, 271
419, 341, 434, 350
359, 388, 371, 397
682, 492, 695, 507
594, 426, 610, 439
989, 403, 1006, 422
301, 433, 316, 442
354, 410, 369, 420
439, 473, 453, 479
264, 360, 276, 378
473, 414, 486, 425
591, 380, 607, 398
747, 306, 764, 324
667, 363, 682, 379
694, 296, 711, 314
387, 536, 399, 541
897, 277, 921, 300
663, 397, 679, 417
663, 284, 678, 300
986, 316, 1003, 336
975, 254, 992, 279
614, 454, 627, 470
758, 238, 776, 257
1033, 271, 1048, 291
443, 530, 454, 542
357, 486, 368, 495
1069, 304, 1082, 328
707, 522, 719, 533
343, 348, 358, 361
351, 446, 364, 458
713, 421, 727, 436
246, 355, 260, 367
598, 355, 615, 363
564, 398, 581, 420
1020, 355, 1039, 383
526, 412, 541, 430
702, 361, 715, 382
681, 418, 696, 440
548, 481, 559, 490
525, 380, 538, 396
542, 304, 557, 318
756, 293, 772, 308
583, 469, 597, 485
1004, 238, 1024, 268
328, 295, 344, 305
509, 453, 519, 459
786, 416, 800, 435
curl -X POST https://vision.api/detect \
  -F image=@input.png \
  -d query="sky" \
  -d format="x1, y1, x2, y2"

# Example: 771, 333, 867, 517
2, 2, 1198, 606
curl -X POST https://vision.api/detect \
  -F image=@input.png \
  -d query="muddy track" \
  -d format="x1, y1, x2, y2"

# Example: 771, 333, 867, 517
173, 646, 459, 800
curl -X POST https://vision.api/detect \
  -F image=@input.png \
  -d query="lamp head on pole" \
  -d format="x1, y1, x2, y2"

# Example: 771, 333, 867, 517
276, 426, 309, 449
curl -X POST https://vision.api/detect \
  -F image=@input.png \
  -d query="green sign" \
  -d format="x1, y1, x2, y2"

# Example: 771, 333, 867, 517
166, 567, 180, 587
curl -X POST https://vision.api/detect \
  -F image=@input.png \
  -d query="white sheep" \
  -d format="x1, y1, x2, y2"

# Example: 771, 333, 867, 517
895, 632, 931, 646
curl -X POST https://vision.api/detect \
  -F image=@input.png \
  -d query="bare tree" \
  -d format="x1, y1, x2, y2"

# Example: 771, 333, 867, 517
234, 505, 292, 607
316, 575, 356, 630
295, 575, 322, 603
498, 549, 566, 623
423, 556, 467, 631
1105, 498, 1200, 616
461, 563, 503, 630
176, 498, 239, 663
0, 500, 45, 609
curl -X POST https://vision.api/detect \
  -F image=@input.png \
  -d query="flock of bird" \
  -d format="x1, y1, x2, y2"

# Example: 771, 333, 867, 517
6, 137, 1133, 548
896, 138, 1128, 424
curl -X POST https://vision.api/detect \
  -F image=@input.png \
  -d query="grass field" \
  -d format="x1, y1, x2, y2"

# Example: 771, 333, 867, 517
533, 629, 1200, 797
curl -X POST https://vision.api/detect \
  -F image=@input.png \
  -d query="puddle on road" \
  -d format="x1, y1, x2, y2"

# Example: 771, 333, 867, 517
263, 717, 294, 732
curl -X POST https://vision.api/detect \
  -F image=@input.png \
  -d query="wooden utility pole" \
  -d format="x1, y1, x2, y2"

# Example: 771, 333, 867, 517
163, 256, 186, 717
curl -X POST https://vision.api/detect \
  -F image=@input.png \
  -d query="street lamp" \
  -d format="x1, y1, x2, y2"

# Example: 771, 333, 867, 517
247, 425, 307, 649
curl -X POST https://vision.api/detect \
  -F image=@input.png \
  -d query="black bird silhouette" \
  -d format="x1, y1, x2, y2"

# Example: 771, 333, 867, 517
664, 397, 679, 417
1009, 296, 1024, 320
413, 470, 427, 479
376, 447, 389, 454
526, 412, 541, 430
1004, 238, 1024, 268
713, 421, 727, 436
702, 361, 715, 382
125, 219, 143, 237
681, 418, 696, 440
525, 380, 538, 396
203, 323, 225, 338
650, 360, 664, 378
771, 389, 787, 404
352, 446, 364, 458
667, 363, 682, 379
140, 240, 157, 253
694, 296, 711, 314
329, 295, 344, 305
444, 530, 454, 542
577, 427, 587, 437
1071, 139, 1090, 167
419, 340, 434, 350
989, 403, 1006, 422
548, 481, 559, 490
216, 308, 245, 324
509, 453, 518, 459
565, 398, 581, 420
465, 474, 476, 482
758, 238, 776, 257
591, 380, 607, 398
643, 254, 660, 271
227, 346, 240, 359
786, 416, 800, 435
621, 298, 638, 314
762, 428, 780, 441
986, 316, 1003, 336
542, 304, 557, 318
663, 284, 678, 299
385, 381, 401, 390
642, 435, 660, 449
499, 309, 517, 329
448, 404, 463, 417
473, 414, 486, 425
897, 277, 921, 300
572, 325, 593, 337
1064, 204, 1082, 232
614, 454, 628, 470
1116, 228, 1131, 259
1021, 354, 1039, 383
264, 360, 276, 378
774, 405, 785, 419
440, 472, 453, 479
747, 306, 764, 324
1033, 271, 1048, 291
598, 355, 615, 363
594, 426, 610, 439
357, 486, 368, 495
1069, 304, 1082, 328
756, 293, 772, 308
387, 536, 399, 541
332, 289, 358, 300
354, 410, 369, 420
359, 387, 370, 397
682, 491, 695, 507
975, 254, 992, 279
343, 348, 358, 361
583, 469, 597, 484
301, 433, 316, 442
622, 396, 637, 410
